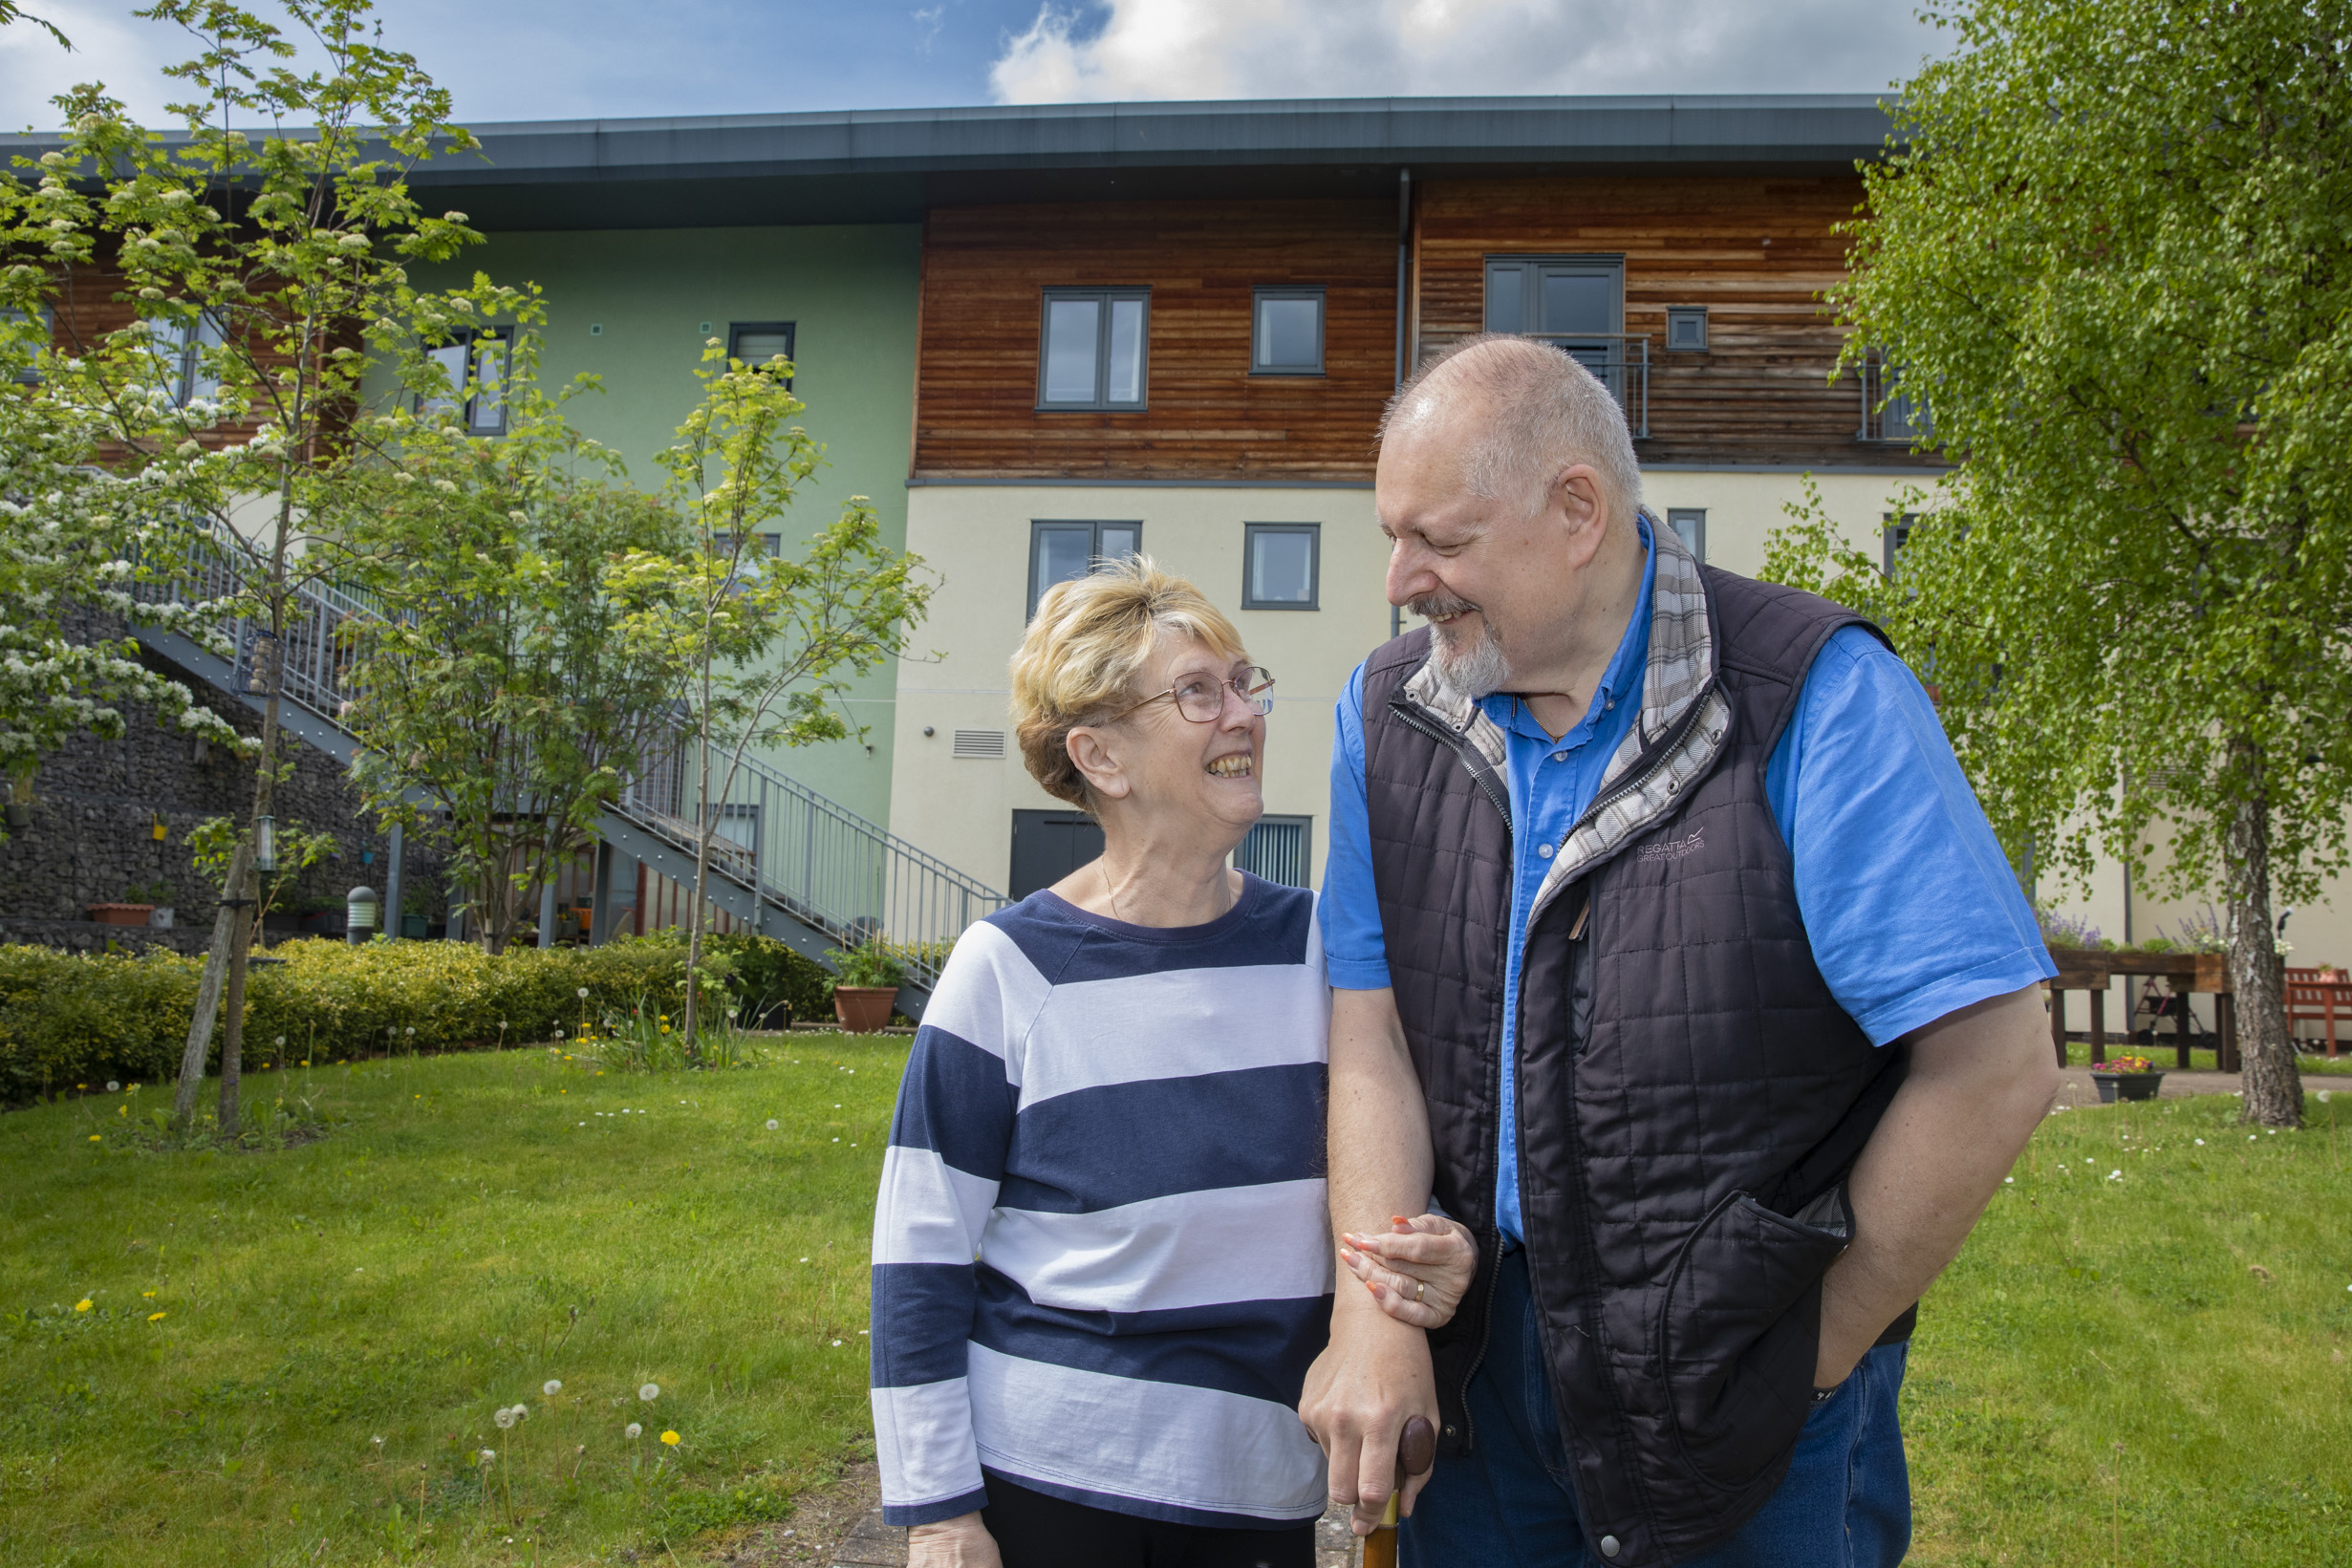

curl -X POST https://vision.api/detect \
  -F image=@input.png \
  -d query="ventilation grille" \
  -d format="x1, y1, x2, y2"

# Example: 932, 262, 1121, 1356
952, 729, 1007, 760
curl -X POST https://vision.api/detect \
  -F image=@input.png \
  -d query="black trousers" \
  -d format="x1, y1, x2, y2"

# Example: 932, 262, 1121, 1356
979, 1471, 1317, 1568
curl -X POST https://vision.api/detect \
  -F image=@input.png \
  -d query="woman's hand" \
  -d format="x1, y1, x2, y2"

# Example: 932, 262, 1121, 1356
1339, 1214, 1478, 1329
909, 1512, 1003, 1568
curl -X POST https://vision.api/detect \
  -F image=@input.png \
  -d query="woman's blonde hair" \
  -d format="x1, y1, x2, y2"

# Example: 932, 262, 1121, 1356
1009, 556, 1248, 808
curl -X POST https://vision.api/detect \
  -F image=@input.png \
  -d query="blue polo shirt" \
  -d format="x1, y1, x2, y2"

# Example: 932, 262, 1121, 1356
1321, 525, 2054, 1241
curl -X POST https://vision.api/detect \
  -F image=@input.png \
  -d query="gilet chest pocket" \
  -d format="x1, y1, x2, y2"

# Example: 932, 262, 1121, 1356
1657, 1189, 1850, 1491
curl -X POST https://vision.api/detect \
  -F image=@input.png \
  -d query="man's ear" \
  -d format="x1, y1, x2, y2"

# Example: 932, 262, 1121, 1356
1550, 463, 1612, 567
1067, 725, 1132, 803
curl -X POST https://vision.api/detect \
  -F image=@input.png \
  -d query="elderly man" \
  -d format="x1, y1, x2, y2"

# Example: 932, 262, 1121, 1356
1302, 335, 2060, 1568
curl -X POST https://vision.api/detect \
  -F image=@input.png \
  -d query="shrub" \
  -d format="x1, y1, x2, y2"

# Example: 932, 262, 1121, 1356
0, 932, 832, 1104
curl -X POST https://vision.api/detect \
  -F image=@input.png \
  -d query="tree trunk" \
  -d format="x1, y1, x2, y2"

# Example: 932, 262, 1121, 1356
173, 837, 254, 1131
683, 716, 711, 1053
221, 680, 285, 1137
2225, 775, 2299, 1128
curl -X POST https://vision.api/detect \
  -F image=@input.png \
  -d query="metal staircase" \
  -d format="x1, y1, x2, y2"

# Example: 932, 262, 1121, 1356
129, 525, 1003, 1020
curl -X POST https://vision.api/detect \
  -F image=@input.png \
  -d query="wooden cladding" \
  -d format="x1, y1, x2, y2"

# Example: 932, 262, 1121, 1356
1414, 176, 1934, 470
914, 200, 1399, 483
915, 175, 1941, 481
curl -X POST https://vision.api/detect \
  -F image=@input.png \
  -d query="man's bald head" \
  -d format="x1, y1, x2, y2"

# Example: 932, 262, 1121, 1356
1379, 333, 1643, 526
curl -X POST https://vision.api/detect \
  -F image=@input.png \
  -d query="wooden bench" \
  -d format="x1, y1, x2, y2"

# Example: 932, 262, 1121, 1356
2285, 967, 2351, 1059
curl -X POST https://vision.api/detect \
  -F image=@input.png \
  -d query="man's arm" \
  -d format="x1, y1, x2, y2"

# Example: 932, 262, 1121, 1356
1300, 985, 1444, 1535
1815, 981, 2060, 1386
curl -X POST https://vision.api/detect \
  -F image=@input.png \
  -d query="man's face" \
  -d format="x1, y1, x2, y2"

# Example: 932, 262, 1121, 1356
1375, 416, 1587, 701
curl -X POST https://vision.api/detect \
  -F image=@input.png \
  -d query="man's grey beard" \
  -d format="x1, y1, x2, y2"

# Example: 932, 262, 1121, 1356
1416, 594, 1510, 703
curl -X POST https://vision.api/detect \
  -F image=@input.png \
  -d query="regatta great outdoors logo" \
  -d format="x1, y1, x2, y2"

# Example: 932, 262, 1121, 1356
1638, 825, 1706, 864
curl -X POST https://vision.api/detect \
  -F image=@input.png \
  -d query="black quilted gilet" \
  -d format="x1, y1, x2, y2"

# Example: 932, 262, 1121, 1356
1361, 569, 1910, 1567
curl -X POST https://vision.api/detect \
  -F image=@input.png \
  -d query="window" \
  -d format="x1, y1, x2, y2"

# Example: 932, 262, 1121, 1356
137, 311, 227, 405
1251, 288, 1325, 376
1242, 523, 1320, 610
728, 320, 795, 384
1861, 352, 1931, 444
1883, 513, 1917, 576
1028, 521, 1141, 617
1484, 255, 1635, 414
1236, 815, 1312, 889
1039, 289, 1149, 410
4, 304, 52, 384
1666, 508, 1706, 563
419, 327, 512, 436
1666, 307, 1708, 353
714, 532, 782, 573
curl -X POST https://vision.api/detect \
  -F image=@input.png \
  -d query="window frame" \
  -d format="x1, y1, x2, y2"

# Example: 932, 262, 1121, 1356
1241, 522, 1322, 611
1036, 287, 1152, 411
727, 320, 796, 387
416, 326, 514, 436
1027, 520, 1144, 618
1665, 508, 1707, 563
1665, 307, 1708, 353
1249, 286, 1327, 377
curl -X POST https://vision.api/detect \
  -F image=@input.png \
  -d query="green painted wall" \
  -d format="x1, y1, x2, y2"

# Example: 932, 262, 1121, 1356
396, 223, 921, 827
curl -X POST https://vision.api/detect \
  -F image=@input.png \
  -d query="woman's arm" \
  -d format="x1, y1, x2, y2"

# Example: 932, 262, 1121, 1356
871, 958, 1020, 1552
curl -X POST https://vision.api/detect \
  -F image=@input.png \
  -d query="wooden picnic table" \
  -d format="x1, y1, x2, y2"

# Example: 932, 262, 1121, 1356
2044, 948, 2236, 1072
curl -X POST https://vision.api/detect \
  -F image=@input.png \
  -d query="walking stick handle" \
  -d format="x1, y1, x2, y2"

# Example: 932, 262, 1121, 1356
1361, 1416, 1437, 1568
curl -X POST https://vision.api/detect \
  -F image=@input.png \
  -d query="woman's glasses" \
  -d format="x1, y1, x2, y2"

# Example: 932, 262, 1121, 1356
1111, 666, 1276, 724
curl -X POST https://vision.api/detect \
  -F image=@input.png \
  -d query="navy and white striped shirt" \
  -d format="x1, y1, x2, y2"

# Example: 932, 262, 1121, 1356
870, 875, 1333, 1529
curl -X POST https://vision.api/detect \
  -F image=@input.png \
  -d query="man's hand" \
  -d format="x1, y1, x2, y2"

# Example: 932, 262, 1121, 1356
907, 1513, 1002, 1568
1301, 1293, 1441, 1534
1814, 982, 2061, 1387
1308, 987, 1446, 1535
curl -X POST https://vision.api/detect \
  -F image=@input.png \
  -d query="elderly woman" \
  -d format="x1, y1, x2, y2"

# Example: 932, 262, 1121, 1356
870, 558, 1470, 1568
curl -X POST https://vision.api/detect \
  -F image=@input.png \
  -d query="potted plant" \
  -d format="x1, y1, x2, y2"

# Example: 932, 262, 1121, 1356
126, 880, 175, 929
87, 885, 156, 927
2090, 1052, 2166, 1104
828, 937, 907, 1033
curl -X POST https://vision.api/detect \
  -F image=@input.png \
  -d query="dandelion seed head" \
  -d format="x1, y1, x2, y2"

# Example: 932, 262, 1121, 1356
543, 1380, 561, 1396
577, 987, 589, 999
495, 1407, 518, 1429
479, 1449, 496, 1466
639, 1383, 658, 1401
766, 1119, 779, 1130
626, 1422, 642, 1438
107, 1080, 121, 1091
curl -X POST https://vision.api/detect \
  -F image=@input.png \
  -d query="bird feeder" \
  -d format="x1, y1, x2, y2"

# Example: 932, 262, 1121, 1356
253, 814, 277, 874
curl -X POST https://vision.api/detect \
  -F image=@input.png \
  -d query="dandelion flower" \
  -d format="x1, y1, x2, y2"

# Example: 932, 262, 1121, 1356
766, 1119, 779, 1130
75, 1299, 92, 1312
626, 1423, 643, 1439
639, 1383, 659, 1402
544, 1380, 562, 1396
89, 1134, 101, 1142
660, 1430, 680, 1446
495, 1407, 517, 1429
148, 1311, 166, 1321
141, 1290, 155, 1299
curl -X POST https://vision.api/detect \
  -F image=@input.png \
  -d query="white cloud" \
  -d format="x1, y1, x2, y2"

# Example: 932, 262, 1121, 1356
988, 0, 1945, 103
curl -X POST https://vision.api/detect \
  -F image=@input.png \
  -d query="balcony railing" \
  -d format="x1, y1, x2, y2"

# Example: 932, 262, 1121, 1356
1527, 333, 1650, 439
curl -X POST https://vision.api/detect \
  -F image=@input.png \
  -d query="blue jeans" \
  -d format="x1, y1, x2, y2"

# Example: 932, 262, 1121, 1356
1401, 1249, 1911, 1568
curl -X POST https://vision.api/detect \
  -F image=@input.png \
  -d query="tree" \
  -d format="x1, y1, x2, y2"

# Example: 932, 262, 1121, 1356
609, 340, 933, 1046
4, 0, 510, 1133
1765, 0, 2352, 1128
338, 350, 684, 953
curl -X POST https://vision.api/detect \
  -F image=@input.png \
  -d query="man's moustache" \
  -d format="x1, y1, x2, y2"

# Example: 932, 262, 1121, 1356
1411, 594, 1479, 622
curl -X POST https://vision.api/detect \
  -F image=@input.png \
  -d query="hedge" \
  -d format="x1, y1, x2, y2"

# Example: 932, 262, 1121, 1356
0, 933, 836, 1104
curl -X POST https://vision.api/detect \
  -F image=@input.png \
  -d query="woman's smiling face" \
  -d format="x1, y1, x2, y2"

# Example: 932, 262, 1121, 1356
1086, 633, 1266, 847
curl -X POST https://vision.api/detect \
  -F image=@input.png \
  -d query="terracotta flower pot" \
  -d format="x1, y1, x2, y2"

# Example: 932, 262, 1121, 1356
87, 903, 154, 928
832, 985, 897, 1034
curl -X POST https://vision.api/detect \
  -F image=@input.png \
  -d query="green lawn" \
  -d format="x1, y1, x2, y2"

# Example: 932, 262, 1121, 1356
5, 1046, 2349, 1566
2058, 1040, 2352, 1074
1906, 1091, 2352, 1565
0, 1035, 906, 1566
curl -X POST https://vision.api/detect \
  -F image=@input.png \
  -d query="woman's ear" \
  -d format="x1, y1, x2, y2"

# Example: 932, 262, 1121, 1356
1067, 725, 1133, 803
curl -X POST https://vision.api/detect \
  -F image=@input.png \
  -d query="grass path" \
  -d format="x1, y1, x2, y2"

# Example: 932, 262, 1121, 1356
6, 1043, 2350, 1564
1, 1035, 904, 1567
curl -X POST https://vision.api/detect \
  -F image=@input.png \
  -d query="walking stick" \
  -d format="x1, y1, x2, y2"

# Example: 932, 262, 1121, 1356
1361, 1415, 1437, 1568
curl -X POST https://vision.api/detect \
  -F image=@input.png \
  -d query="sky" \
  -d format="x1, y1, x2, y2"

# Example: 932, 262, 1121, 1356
1, 0, 1951, 131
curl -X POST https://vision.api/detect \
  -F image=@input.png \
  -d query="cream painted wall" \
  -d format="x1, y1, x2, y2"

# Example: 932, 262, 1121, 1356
1638, 467, 1939, 579
894, 483, 1388, 893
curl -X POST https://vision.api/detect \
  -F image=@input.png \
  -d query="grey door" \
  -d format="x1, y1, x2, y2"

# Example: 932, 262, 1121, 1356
1009, 809, 1106, 900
